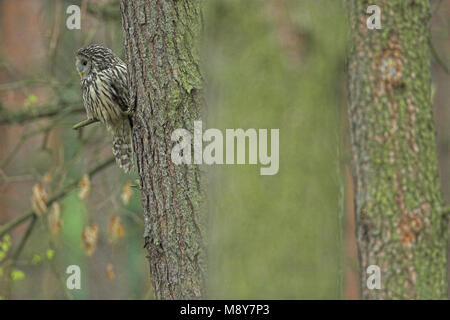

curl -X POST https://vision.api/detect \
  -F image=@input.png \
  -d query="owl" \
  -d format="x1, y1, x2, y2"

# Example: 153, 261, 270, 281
75, 44, 133, 172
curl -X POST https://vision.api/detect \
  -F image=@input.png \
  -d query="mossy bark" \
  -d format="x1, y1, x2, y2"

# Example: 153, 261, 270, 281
347, 0, 447, 299
120, 0, 205, 299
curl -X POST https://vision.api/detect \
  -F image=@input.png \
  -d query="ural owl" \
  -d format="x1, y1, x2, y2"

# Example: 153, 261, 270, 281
75, 44, 133, 172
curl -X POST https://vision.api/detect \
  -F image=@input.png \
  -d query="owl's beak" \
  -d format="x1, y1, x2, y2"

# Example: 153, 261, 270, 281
79, 71, 83, 77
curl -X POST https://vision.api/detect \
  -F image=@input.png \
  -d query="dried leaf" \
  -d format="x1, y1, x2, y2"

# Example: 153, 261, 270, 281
48, 202, 62, 236
31, 183, 48, 215
82, 224, 99, 256
78, 174, 91, 200
108, 216, 125, 243
106, 263, 115, 282
121, 180, 133, 205
31, 254, 42, 265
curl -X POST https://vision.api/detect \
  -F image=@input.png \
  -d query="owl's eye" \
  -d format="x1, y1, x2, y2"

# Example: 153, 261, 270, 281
82, 61, 87, 66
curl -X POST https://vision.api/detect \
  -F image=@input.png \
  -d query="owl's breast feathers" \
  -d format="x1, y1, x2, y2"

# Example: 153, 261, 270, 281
81, 63, 129, 131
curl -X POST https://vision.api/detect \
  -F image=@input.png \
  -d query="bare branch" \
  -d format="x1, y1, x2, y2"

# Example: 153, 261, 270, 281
0, 157, 115, 239
72, 118, 99, 130
0, 104, 84, 125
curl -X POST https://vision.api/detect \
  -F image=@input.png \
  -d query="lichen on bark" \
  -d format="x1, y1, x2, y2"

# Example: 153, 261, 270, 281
347, 0, 447, 299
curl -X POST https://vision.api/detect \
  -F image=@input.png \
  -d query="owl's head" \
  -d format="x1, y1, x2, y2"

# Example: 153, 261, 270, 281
75, 44, 119, 79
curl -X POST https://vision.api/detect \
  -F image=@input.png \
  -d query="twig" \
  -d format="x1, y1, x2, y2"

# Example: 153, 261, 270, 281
0, 135, 26, 169
11, 215, 37, 263
1, 110, 74, 169
0, 104, 84, 125
72, 118, 99, 130
0, 157, 115, 239
3, 215, 37, 299
0, 79, 75, 92
0, 80, 30, 91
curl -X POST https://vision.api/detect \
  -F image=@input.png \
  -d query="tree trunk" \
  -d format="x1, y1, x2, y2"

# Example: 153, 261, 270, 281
120, 0, 205, 299
347, 0, 447, 299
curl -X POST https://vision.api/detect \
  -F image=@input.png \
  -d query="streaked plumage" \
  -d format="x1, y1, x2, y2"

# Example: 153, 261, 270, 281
75, 44, 133, 172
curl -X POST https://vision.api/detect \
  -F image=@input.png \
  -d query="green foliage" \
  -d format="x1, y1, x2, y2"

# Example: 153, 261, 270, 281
46, 249, 55, 260
31, 254, 42, 265
0, 235, 11, 262
23, 94, 38, 108
10, 269, 25, 281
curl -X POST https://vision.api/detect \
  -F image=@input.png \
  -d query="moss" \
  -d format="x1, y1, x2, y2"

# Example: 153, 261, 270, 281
348, 0, 446, 299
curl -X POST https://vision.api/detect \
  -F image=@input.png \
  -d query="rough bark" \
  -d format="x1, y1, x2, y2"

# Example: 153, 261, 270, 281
120, 0, 205, 299
347, 0, 447, 299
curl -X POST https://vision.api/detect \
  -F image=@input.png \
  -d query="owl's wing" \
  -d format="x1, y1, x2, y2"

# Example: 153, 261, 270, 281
108, 64, 129, 113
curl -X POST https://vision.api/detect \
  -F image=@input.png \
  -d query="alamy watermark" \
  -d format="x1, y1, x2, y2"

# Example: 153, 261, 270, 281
171, 121, 279, 176
366, 265, 381, 290
366, 5, 382, 30
66, 5, 81, 30
66, 265, 81, 290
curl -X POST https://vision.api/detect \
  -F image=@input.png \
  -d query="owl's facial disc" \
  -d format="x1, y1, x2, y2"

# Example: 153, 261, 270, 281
75, 56, 91, 78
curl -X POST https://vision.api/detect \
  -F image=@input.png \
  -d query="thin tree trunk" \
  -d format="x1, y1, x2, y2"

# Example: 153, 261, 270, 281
120, 0, 205, 299
347, 0, 447, 299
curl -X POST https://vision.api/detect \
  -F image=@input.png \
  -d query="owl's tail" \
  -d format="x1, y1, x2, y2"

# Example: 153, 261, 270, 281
112, 119, 134, 173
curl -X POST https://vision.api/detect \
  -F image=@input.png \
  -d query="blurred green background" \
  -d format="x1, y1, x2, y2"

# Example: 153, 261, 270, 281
204, 0, 346, 299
